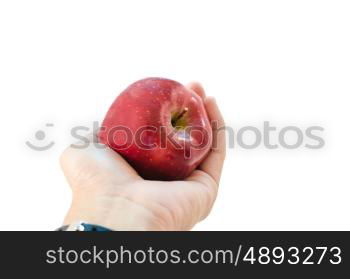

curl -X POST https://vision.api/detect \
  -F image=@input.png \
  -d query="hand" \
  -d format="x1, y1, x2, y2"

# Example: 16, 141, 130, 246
60, 83, 226, 231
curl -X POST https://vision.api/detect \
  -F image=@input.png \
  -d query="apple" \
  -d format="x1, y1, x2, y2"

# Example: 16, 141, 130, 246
98, 77, 212, 180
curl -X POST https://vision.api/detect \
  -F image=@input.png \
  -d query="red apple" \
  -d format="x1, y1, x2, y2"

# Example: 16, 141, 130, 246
98, 77, 212, 180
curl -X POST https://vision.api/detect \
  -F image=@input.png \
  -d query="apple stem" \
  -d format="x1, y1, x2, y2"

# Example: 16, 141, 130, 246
172, 107, 188, 127
177, 107, 188, 120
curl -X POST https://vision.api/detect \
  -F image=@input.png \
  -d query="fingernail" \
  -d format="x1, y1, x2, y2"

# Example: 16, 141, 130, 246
207, 96, 216, 103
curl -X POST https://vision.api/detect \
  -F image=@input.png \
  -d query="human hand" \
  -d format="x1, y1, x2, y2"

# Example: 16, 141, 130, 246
60, 83, 226, 231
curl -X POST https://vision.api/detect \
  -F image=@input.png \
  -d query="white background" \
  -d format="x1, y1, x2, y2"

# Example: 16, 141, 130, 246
0, 0, 349, 230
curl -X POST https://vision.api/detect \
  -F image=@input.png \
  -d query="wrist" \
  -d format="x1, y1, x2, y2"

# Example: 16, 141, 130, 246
64, 193, 158, 231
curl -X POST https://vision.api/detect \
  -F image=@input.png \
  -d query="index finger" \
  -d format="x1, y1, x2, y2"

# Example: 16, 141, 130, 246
199, 97, 226, 185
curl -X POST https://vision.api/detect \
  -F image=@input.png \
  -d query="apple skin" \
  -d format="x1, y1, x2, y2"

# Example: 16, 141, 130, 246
98, 77, 212, 181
